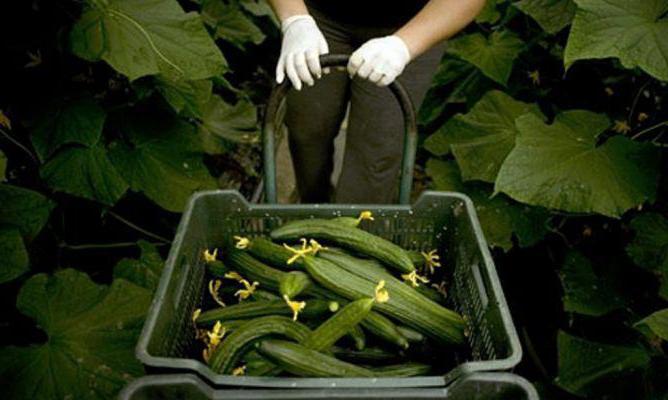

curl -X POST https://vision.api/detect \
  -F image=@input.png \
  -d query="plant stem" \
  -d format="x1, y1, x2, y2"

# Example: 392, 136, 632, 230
631, 120, 668, 140
0, 128, 39, 164
106, 210, 171, 243
627, 79, 651, 121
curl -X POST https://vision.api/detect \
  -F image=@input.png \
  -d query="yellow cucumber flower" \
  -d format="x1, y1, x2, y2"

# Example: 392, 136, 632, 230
232, 365, 247, 376
421, 249, 442, 275
356, 211, 374, 224
374, 280, 390, 303
208, 279, 226, 307
224, 271, 245, 282
203, 248, 218, 263
234, 236, 250, 249
308, 239, 328, 255
283, 294, 306, 321
401, 270, 430, 288
283, 238, 311, 264
235, 280, 259, 301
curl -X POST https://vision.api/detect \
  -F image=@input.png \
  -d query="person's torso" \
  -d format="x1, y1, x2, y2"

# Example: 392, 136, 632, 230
305, 0, 429, 28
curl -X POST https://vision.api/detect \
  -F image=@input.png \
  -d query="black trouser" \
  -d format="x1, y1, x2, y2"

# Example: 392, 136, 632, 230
286, 5, 445, 203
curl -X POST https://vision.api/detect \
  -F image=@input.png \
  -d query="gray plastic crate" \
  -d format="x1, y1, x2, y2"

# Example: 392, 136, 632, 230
119, 373, 538, 399
135, 190, 521, 388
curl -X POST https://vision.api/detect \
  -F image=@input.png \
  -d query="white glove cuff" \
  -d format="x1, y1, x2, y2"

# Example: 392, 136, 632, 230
387, 35, 412, 62
281, 14, 315, 33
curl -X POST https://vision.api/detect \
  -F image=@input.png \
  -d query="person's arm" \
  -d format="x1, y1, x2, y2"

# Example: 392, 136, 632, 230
349, 0, 485, 86
268, 0, 329, 90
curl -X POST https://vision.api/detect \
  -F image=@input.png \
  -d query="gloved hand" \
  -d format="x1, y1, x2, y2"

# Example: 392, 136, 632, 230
348, 35, 411, 86
276, 15, 329, 91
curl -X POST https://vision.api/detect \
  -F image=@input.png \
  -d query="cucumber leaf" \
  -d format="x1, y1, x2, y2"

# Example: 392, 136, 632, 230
495, 111, 660, 217
476, 0, 503, 24
156, 76, 213, 118
560, 251, 624, 316
627, 212, 668, 300
198, 95, 259, 145
447, 30, 525, 86
556, 331, 651, 396
424, 90, 540, 182
109, 114, 216, 212
41, 145, 128, 206
0, 228, 29, 283
0, 184, 54, 239
427, 158, 548, 250
113, 240, 164, 290
70, 0, 227, 81
514, 0, 576, 34
202, 0, 266, 48
30, 98, 106, 161
564, 0, 668, 81
0, 270, 151, 400
636, 309, 668, 341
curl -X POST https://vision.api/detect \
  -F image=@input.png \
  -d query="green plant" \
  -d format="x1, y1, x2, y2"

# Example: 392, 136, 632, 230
419, 0, 668, 398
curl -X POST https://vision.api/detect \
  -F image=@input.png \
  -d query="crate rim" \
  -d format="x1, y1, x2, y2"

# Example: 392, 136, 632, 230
119, 372, 538, 399
135, 189, 522, 388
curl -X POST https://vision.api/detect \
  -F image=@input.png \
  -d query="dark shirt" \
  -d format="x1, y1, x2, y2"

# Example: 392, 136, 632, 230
305, 0, 429, 28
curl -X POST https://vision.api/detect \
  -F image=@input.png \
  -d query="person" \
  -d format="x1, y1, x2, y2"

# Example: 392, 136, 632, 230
269, 0, 486, 203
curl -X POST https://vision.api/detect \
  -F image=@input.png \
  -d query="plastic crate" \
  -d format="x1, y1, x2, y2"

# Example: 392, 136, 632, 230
119, 372, 538, 400
136, 190, 521, 388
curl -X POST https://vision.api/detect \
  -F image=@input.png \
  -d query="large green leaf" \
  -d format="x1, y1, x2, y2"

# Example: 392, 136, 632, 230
0, 269, 151, 399
495, 111, 660, 217
41, 145, 129, 206
564, 0, 668, 81
636, 309, 668, 340
556, 331, 651, 396
427, 158, 548, 250
0, 228, 29, 283
202, 0, 266, 48
113, 240, 164, 290
424, 91, 540, 182
0, 184, 54, 239
240, 0, 280, 25
31, 98, 106, 161
156, 75, 213, 118
109, 115, 216, 212
198, 95, 259, 144
447, 30, 525, 86
560, 251, 624, 316
514, 0, 576, 34
70, 0, 227, 81
627, 212, 668, 270
476, 0, 503, 24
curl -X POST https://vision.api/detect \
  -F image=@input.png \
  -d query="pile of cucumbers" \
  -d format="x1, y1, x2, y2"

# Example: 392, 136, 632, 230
193, 212, 466, 377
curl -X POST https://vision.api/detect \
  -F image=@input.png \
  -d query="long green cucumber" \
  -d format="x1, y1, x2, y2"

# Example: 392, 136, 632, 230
374, 362, 432, 377
207, 260, 229, 277
331, 346, 401, 365
348, 324, 366, 350
279, 271, 311, 298
301, 297, 375, 351
208, 316, 311, 374
196, 299, 335, 327
238, 240, 409, 348
396, 325, 425, 343
317, 250, 463, 340
270, 219, 415, 273
250, 289, 281, 301
302, 255, 465, 345
407, 251, 426, 268
256, 339, 376, 377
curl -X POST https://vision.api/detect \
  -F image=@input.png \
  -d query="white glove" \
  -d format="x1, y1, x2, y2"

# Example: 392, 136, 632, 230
348, 35, 411, 86
276, 15, 329, 91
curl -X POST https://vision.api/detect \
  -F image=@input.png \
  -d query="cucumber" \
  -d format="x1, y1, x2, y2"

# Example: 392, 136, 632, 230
301, 297, 375, 352
250, 289, 281, 301
414, 284, 447, 305
271, 219, 415, 273
207, 260, 229, 277
279, 271, 311, 298
196, 299, 335, 327
331, 347, 401, 365
407, 251, 426, 268
374, 362, 432, 377
246, 237, 305, 270
348, 324, 366, 351
361, 311, 409, 349
396, 325, 425, 343
208, 316, 311, 374
256, 339, 375, 377
302, 255, 465, 345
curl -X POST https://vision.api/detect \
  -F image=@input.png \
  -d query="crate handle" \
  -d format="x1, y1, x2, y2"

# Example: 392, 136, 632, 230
261, 54, 418, 205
